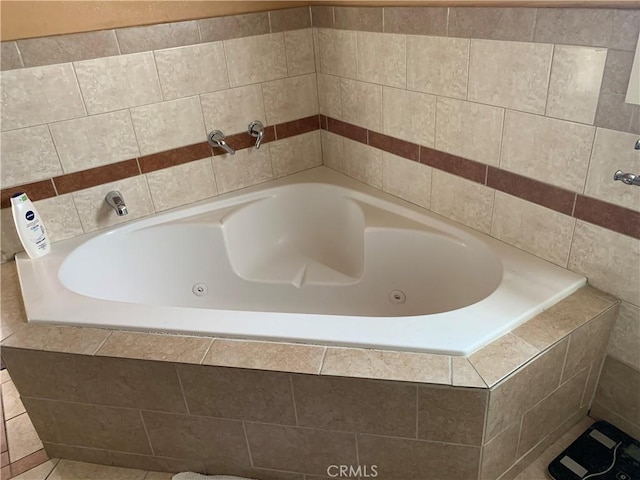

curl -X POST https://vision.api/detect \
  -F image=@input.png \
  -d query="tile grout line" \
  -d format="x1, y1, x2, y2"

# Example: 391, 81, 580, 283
288, 375, 300, 427
90, 331, 113, 356
174, 363, 191, 415
241, 421, 256, 468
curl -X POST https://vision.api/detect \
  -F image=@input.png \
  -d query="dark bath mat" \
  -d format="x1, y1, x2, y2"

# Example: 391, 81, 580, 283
548, 420, 640, 480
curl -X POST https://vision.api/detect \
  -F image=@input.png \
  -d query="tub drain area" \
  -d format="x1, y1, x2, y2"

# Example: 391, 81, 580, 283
192, 283, 208, 296
389, 290, 406, 304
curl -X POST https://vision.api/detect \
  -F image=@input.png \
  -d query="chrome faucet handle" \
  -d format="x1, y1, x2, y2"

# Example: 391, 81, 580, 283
614, 170, 640, 186
248, 121, 265, 149
207, 130, 235, 155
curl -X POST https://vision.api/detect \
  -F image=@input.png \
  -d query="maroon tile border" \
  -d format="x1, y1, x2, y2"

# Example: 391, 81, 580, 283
575, 195, 640, 239
487, 167, 576, 216
275, 115, 320, 139
139, 142, 211, 173
321, 115, 640, 239
0, 180, 56, 209
420, 146, 487, 184
327, 117, 368, 144
54, 159, 140, 195
369, 131, 419, 162
211, 127, 276, 156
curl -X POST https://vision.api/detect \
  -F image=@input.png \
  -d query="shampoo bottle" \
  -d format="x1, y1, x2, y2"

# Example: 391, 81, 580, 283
10, 192, 50, 259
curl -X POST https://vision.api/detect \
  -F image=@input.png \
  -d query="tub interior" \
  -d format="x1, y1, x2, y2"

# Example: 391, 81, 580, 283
58, 184, 504, 317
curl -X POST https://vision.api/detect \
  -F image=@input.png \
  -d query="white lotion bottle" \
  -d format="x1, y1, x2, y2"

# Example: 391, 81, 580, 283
10, 192, 51, 259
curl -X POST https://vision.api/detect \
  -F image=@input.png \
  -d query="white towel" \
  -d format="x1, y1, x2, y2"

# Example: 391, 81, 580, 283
172, 473, 255, 480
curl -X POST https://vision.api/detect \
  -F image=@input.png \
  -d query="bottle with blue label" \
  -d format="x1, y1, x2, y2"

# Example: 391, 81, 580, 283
10, 192, 50, 259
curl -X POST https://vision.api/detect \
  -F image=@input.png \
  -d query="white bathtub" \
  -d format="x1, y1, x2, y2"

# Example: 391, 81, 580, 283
15, 167, 585, 355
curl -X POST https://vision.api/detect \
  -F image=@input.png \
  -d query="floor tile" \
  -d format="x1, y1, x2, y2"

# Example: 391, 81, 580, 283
2, 381, 25, 420
47, 459, 147, 480
12, 458, 59, 480
5, 414, 43, 462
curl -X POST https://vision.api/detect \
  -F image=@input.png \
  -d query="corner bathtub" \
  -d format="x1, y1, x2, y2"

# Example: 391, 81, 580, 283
15, 167, 585, 355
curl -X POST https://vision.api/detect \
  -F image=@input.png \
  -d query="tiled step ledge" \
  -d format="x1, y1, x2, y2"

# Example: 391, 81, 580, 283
0, 115, 320, 209
0, 261, 618, 389
321, 115, 640, 240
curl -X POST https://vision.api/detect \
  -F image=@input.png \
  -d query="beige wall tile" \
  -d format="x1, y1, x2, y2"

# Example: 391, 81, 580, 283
435, 97, 504, 166
284, 29, 315, 76
177, 364, 296, 424
590, 401, 640, 441
500, 111, 595, 192
0, 207, 23, 255
0, 42, 23, 71
311, 6, 333, 29
382, 152, 431, 209
74, 355, 187, 412
407, 36, 469, 99
154, 42, 229, 100
50, 110, 139, 172
582, 358, 603, 408
468, 39, 553, 114
293, 375, 417, 437
72, 175, 154, 233
198, 12, 270, 43
130, 96, 206, 155
212, 147, 273, 194
562, 305, 618, 382
224, 33, 287, 88
431, 170, 495, 234
74, 52, 161, 115
0, 126, 62, 188
357, 32, 406, 88
609, 9, 640, 52
6, 413, 43, 462
49, 400, 152, 453
334, 6, 382, 32
452, 357, 487, 388
601, 49, 635, 95
569, 221, 640, 305
1, 64, 85, 131
35, 194, 84, 243
418, 386, 487, 445
341, 78, 381, 131
358, 434, 480, 480
201, 84, 265, 135
204, 339, 325, 374
517, 368, 588, 457
97, 331, 212, 364
317, 73, 341, 119
17, 31, 119, 68
116, 21, 200, 54
448, 7, 537, 42
270, 7, 311, 33
47, 460, 145, 480
142, 411, 249, 465
383, 7, 447, 36
585, 128, 640, 211
469, 334, 540, 387
594, 356, 640, 425
481, 421, 520, 480
546, 45, 606, 124
341, 138, 382, 189
383, 87, 435, 147
596, 92, 640, 136
608, 302, 640, 371
512, 286, 617, 351
491, 192, 575, 267
269, 130, 322, 178
322, 346, 450, 384
317, 28, 356, 79
485, 338, 568, 441
246, 423, 356, 476
146, 158, 217, 211
262, 73, 318, 125
321, 130, 344, 172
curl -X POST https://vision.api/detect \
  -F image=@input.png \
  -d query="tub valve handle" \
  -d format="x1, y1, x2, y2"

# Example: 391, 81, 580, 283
248, 121, 265, 150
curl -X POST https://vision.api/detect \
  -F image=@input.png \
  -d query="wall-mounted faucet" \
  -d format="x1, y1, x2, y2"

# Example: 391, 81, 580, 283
105, 191, 128, 216
612, 138, 640, 187
207, 130, 235, 155
248, 121, 265, 149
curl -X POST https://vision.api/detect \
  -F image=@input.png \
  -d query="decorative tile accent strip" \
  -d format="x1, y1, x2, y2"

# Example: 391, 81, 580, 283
420, 147, 487, 184
321, 115, 640, 240
0, 180, 56, 209
0, 116, 317, 204
487, 167, 576, 216
368, 131, 419, 162
54, 159, 140, 194
269, 7, 311, 33
574, 195, 640, 239
275, 115, 320, 139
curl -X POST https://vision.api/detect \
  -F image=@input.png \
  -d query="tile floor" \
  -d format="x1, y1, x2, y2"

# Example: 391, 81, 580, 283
0, 366, 598, 480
